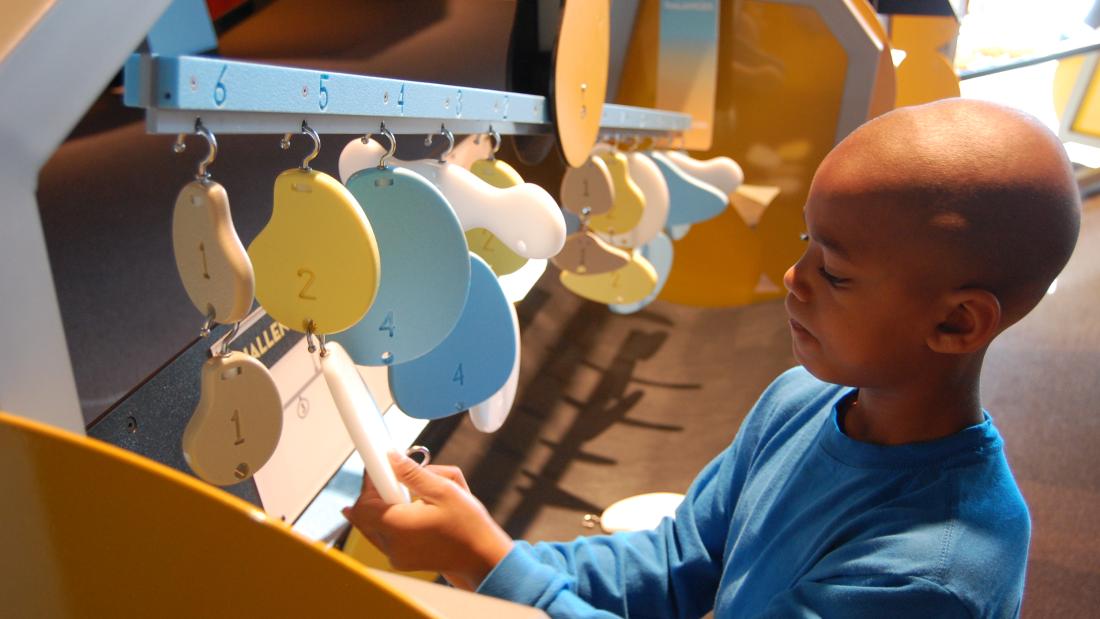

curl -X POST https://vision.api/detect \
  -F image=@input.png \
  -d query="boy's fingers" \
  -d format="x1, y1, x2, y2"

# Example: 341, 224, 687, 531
359, 470, 383, 500
388, 451, 452, 502
425, 465, 470, 492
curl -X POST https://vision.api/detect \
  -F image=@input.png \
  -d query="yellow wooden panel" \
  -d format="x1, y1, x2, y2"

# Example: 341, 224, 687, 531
1070, 59, 1100, 138
851, 0, 896, 118
0, 411, 435, 618
891, 15, 960, 107
615, 0, 660, 109
660, 1, 848, 306
1053, 55, 1086, 122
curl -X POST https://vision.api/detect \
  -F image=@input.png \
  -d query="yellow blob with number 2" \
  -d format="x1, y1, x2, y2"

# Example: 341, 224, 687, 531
248, 168, 380, 334
467, 158, 528, 276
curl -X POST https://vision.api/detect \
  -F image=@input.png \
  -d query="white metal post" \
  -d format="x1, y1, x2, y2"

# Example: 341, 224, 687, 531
0, 0, 172, 432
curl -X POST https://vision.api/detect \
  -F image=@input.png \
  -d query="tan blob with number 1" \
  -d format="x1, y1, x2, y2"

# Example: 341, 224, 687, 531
182, 351, 283, 486
172, 181, 254, 323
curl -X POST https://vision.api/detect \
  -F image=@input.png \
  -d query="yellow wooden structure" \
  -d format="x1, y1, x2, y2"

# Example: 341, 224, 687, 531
617, 0, 896, 307
0, 410, 436, 618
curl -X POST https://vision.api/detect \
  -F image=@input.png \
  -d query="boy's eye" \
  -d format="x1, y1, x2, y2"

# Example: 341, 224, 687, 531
818, 266, 848, 287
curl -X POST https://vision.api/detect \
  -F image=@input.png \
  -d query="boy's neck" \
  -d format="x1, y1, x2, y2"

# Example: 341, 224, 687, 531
841, 363, 986, 446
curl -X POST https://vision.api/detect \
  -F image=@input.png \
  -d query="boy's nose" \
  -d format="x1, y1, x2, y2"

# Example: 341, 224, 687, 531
783, 264, 808, 302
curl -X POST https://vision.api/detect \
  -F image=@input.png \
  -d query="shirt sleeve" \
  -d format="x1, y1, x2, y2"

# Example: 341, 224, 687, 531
756, 574, 971, 619
474, 372, 792, 617
477, 438, 748, 618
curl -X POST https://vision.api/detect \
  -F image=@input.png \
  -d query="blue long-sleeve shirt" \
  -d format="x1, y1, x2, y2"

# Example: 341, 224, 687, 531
477, 367, 1031, 618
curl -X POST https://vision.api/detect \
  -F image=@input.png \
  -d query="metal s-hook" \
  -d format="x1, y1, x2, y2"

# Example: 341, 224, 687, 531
281, 120, 321, 171
219, 321, 240, 357
424, 124, 455, 162
174, 118, 218, 181
305, 319, 329, 357
378, 121, 397, 168
488, 125, 502, 160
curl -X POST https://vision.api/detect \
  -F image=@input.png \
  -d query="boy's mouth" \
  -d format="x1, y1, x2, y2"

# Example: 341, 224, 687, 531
788, 318, 814, 339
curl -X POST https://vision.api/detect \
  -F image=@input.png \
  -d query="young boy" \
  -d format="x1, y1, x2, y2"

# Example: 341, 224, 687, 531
342, 99, 1081, 617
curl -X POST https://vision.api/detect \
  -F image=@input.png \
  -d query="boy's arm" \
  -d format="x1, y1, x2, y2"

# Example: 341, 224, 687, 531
345, 446, 741, 618
475, 444, 743, 618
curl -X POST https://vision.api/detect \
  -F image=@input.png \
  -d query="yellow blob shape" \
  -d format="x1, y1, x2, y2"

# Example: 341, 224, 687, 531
589, 151, 645, 235
560, 252, 658, 305
468, 159, 528, 276
248, 169, 380, 334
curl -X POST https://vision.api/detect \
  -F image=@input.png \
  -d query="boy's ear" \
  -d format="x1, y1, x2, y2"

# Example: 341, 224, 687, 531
927, 289, 1002, 354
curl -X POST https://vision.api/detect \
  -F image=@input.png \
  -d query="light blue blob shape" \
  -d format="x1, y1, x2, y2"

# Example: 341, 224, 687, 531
563, 208, 581, 235
390, 254, 516, 419
333, 167, 470, 366
647, 151, 727, 229
609, 232, 674, 315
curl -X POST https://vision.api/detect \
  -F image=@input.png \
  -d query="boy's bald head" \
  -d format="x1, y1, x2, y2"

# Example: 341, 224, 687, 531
813, 98, 1081, 326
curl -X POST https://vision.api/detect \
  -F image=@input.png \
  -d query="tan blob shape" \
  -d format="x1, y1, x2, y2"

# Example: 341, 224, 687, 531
182, 352, 283, 486
551, 230, 631, 275
248, 169, 380, 334
560, 252, 658, 305
553, 0, 610, 167
561, 155, 615, 216
172, 180, 254, 324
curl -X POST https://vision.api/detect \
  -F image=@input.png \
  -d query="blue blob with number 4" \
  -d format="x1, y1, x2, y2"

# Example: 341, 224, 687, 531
332, 166, 470, 366
390, 254, 515, 419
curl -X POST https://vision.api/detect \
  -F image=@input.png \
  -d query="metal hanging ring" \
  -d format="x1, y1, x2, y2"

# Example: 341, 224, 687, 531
378, 121, 397, 168
405, 445, 431, 467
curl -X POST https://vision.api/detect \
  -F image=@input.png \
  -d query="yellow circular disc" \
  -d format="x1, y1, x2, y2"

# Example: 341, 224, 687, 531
248, 169, 380, 334
560, 253, 657, 305
553, 0, 610, 168
589, 151, 645, 235
469, 159, 528, 276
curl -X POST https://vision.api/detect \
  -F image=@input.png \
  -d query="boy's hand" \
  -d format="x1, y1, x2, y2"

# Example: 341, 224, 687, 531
342, 451, 514, 591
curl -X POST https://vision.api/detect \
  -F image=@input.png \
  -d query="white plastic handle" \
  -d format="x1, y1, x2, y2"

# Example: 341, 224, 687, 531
321, 342, 410, 504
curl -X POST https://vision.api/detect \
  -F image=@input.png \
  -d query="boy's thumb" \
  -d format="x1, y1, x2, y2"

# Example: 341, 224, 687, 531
388, 451, 446, 500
